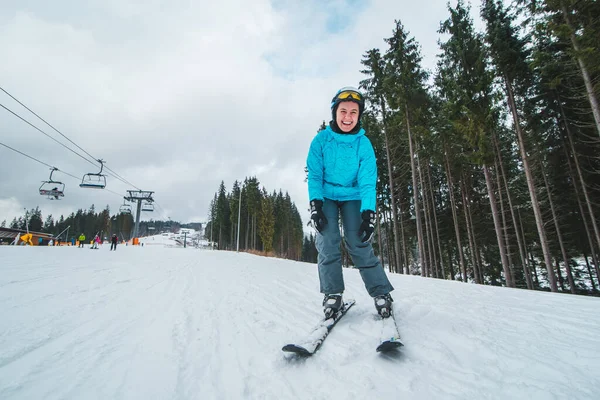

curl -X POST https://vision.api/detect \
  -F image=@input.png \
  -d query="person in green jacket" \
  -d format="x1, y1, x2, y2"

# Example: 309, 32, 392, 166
78, 233, 86, 248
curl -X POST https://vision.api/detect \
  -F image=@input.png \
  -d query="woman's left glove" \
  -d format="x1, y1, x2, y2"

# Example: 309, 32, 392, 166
358, 210, 376, 243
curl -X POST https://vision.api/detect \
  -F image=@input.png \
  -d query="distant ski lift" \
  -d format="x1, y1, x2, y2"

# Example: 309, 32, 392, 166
141, 201, 154, 212
80, 159, 107, 189
119, 200, 132, 214
39, 167, 65, 200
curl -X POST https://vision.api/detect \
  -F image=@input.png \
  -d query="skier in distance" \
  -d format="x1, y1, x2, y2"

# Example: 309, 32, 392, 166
306, 86, 394, 319
110, 234, 118, 251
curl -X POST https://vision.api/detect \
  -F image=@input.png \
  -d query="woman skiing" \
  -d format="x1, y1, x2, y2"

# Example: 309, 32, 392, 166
91, 234, 101, 249
306, 86, 394, 319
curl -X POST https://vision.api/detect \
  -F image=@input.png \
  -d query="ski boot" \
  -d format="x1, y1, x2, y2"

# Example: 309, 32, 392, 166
323, 294, 343, 319
374, 293, 393, 319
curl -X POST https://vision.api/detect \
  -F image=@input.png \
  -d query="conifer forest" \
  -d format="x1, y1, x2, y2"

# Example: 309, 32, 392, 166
357, 0, 600, 294
206, 178, 305, 260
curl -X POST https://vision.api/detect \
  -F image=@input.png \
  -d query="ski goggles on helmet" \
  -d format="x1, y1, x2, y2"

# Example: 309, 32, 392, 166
334, 90, 363, 102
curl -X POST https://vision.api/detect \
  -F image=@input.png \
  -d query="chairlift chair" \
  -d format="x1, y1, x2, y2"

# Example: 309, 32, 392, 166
141, 201, 154, 212
119, 200, 132, 214
80, 159, 107, 189
39, 167, 65, 200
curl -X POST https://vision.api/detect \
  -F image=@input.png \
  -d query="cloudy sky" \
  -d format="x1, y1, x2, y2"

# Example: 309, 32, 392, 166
0, 0, 484, 229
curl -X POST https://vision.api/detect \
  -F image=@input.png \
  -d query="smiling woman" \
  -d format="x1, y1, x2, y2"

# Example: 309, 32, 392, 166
306, 86, 395, 320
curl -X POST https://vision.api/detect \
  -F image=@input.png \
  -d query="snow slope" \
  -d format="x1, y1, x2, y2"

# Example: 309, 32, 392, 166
1, 245, 599, 399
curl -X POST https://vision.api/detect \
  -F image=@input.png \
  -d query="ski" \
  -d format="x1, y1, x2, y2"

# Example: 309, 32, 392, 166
376, 310, 404, 352
282, 299, 355, 356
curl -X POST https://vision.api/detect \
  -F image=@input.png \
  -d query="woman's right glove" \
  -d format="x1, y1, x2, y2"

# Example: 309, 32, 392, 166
310, 199, 328, 233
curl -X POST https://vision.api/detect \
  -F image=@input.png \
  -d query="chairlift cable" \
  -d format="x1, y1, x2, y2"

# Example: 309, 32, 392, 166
1, 86, 100, 164
104, 165, 142, 191
1, 101, 132, 189
2, 87, 157, 206
0, 87, 142, 190
1, 141, 87, 181
152, 201, 170, 220
0, 102, 100, 169
1, 141, 124, 200
1, 102, 126, 187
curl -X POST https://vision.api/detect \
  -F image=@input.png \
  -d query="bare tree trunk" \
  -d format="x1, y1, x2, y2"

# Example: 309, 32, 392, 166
505, 78, 557, 291
541, 167, 576, 293
560, 2, 600, 137
380, 100, 402, 273
518, 208, 539, 289
467, 190, 485, 284
493, 159, 516, 286
444, 151, 466, 281
529, 251, 540, 288
448, 242, 455, 280
418, 155, 436, 278
245, 212, 250, 249
398, 195, 409, 275
464, 173, 484, 283
376, 204, 386, 272
555, 258, 566, 291
406, 105, 426, 277
483, 164, 514, 287
563, 141, 600, 287
428, 163, 446, 279
558, 100, 600, 264
493, 133, 533, 289
386, 208, 396, 273
583, 253, 597, 291
461, 178, 478, 283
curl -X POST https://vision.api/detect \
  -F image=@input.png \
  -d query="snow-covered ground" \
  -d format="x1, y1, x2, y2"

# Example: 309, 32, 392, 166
1, 242, 599, 399
138, 230, 209, 248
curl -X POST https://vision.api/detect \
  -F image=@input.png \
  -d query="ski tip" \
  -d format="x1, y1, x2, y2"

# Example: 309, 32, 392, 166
282, 344, 313, 356
343, 299, 356, 310
376, 339, 404, 353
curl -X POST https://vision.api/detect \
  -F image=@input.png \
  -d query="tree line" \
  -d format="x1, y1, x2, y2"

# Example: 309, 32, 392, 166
358, 0, 599, 294
206, 177, 306, 260
0, 205, 181, 242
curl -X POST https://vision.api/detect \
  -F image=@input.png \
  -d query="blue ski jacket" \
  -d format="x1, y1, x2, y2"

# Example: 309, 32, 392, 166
306, 125, 377, 212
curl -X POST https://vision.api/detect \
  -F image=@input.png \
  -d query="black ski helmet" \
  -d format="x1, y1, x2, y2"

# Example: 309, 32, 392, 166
330, 86, 365, 121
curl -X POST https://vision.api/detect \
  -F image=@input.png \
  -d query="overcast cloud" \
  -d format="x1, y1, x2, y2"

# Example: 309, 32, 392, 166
0, 0, 483, 228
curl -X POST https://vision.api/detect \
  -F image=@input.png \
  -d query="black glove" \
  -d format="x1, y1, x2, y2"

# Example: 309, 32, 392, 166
358, 210, 376, 243
310, 199, 328, 233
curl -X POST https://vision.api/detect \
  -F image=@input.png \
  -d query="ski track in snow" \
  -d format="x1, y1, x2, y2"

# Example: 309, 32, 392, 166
1, 245, 599, 400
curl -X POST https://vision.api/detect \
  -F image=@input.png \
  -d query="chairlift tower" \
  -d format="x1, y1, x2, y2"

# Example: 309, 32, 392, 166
124, 190, 154, 238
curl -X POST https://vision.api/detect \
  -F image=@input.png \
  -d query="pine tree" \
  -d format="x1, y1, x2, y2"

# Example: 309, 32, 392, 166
28, 207, 44, 232
259, 190, 275, 253
230, 180, 243, 250
383, 20, 431, 277
43, 215, 55, 233
216, 181, 231, 250
361, 48, 404, 274
436, 0, 514, 286
482, 0, 559, 291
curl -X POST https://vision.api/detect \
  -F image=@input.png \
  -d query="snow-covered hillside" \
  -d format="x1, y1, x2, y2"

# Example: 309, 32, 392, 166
138, 230, 210, 248
1, 244, 599, 399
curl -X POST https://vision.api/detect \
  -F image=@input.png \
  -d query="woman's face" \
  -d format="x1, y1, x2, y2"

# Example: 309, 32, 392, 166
335, 101, 359, 133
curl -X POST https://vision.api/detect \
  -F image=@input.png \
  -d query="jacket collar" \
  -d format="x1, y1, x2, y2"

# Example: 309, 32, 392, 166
325, 124, 365, 143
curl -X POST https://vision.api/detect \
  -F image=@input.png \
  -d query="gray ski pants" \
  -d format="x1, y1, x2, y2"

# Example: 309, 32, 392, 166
316, 198, 394, 297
